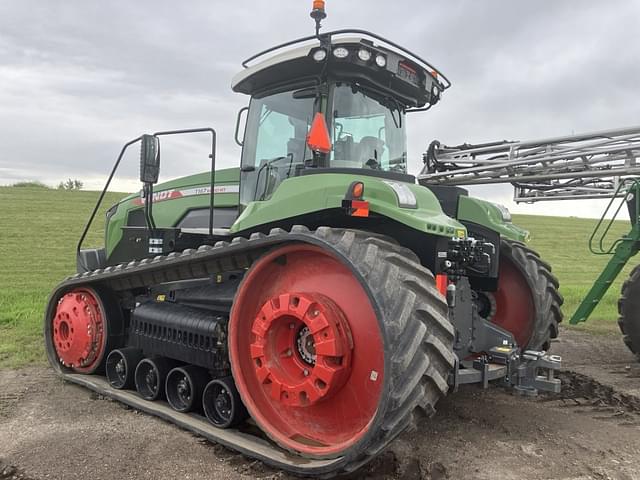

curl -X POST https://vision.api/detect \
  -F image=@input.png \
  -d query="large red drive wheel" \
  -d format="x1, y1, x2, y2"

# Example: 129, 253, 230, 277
47, 286, 123, 374
478, 240, 563, 351
229, 244, 385, 457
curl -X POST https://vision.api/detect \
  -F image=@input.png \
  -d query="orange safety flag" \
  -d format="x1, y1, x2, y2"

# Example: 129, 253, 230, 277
307, 112, 332, 154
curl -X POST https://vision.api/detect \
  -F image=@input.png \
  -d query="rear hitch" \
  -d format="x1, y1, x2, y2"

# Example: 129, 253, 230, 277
513, 350, 562, 396
448, 347, 562, 396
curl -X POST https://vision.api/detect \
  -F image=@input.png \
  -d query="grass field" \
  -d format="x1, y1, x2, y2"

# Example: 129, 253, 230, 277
0, 186, 635, 368
0, 186, 124, 367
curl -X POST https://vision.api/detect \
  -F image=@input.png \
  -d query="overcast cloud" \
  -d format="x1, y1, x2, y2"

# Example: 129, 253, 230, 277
1, 1, 638, 218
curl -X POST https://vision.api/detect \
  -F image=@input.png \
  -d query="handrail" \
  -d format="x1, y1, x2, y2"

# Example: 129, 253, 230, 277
76, 136, 142, 270
76, 128, 217, 271
588, 179, 640, 255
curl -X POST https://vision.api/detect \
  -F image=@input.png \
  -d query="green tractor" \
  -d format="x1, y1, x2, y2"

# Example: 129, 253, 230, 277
44, 3, 562, 477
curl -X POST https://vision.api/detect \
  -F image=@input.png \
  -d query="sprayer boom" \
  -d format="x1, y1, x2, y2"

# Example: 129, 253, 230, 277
419, 125, 640, 202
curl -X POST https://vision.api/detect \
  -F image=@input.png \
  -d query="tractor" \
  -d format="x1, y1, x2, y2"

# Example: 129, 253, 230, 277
44, 2, 563, 477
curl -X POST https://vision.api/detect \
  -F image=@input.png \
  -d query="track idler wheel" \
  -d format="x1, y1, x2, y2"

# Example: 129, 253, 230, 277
135, 357, 176, 401
106, 348, 143, 390
202, 377, 248, 429
165, 366, 209, 413
47, 286, 124, 374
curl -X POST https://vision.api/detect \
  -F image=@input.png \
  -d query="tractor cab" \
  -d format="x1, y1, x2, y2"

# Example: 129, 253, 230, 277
84, 2, 461, 272
232, 29, 450, 209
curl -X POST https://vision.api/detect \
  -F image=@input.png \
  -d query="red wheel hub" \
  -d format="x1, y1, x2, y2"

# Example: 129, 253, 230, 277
52, 288, 106, 372
491, 257, 535, 348
250, 292, 352, 407
230, 244, 385, 457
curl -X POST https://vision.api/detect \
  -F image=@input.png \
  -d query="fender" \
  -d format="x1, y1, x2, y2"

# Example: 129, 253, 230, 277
231, 173, 467, 239
457, 195, 529, 243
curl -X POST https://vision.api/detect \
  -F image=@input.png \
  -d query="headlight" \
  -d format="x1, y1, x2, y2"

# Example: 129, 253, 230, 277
333, 47, 349, 59
383, 181, 417, 209
106, 203, 118, 220
495, 204, 512, 222
375, 54, 387, 68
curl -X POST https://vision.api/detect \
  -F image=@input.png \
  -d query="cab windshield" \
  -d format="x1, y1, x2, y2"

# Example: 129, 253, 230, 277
239, 84, 408, 207
331, 84, 407, 173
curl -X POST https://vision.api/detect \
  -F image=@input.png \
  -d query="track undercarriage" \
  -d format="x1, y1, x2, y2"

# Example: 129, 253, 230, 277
46, 226, 564, 477
46, 227, 456, 477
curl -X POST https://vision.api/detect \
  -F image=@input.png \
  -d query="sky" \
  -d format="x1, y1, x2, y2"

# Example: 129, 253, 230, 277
1, 1, 638, 218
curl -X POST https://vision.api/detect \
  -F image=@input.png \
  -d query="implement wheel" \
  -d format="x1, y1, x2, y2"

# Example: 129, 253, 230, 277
480, 240, 563, 351
618, 265, 640, 360
229, 229, 455, 464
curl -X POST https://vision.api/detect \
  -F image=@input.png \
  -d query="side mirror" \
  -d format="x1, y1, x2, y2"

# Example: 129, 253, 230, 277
140, 134, 160, 184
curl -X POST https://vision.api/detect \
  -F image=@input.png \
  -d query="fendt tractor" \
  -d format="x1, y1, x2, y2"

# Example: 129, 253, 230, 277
45, 3, 569, 477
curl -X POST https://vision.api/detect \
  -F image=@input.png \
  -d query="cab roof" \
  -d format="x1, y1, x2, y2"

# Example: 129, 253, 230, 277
231, 29, 451, 110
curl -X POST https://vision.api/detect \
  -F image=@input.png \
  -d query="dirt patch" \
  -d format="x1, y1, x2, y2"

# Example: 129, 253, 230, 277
1, 327, 639, 480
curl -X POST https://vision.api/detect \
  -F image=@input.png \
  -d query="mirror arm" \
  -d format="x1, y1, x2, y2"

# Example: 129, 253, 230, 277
143, 182, 157, 234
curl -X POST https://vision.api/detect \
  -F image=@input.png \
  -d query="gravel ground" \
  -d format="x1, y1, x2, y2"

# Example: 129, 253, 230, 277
1, 327, 639, 480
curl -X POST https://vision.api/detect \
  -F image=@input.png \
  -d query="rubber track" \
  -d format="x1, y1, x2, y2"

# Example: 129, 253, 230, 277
617, 264, 640, 360
501, 240, 564, 351
44, 226, 455, 478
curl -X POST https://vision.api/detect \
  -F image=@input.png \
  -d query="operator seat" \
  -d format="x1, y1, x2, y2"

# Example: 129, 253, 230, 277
358, 136, 386, 168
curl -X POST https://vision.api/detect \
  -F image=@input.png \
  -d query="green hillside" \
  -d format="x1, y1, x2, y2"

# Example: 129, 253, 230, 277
0, 186, 125, 367
0, 186, 635, 368
513, 213, 634, 331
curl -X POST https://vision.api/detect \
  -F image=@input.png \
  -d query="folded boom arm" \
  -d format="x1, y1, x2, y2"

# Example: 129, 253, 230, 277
419, 126, 640, 202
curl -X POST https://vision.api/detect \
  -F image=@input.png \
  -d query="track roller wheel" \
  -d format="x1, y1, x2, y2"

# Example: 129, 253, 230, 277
618, 264, 640, 360
229, 229, 455, 465
135, 357, 175, 401
166, 366, 209, 413
478, 240, 563, 351
203, 377, 248, 429
47, 286, 123, 374
106, 348, 143, 390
